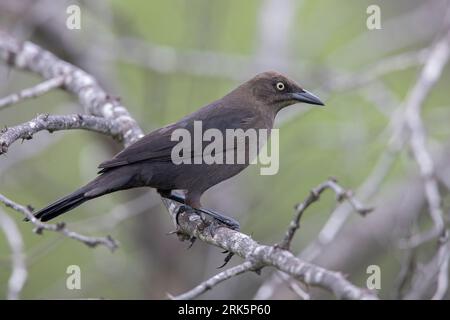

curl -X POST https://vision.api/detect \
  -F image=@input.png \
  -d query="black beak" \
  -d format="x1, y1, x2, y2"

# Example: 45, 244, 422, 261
291, 89, 324, 106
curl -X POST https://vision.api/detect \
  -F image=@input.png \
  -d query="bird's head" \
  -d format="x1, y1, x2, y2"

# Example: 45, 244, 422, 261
243, 71, 324, 112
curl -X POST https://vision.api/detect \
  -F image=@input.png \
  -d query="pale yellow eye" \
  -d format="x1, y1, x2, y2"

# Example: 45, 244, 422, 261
276, 82, 285, 91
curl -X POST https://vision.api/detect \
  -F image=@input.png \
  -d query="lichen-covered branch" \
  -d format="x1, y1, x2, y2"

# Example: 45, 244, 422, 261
162, 199, 377, 300
0, 31, 144, 147
0, 113, 124, 155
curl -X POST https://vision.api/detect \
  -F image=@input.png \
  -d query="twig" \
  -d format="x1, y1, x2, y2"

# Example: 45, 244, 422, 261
0, 193, 118, 251
0, 208, 27, 300
0, 75, 65, 110
275, 271, 311, 300
170, 261, 257, 300
278, 178, 373, 251
0, 113, 124, 155
392, 242, 417, 299
325, 49, 428, 92
404, 231, 450, 299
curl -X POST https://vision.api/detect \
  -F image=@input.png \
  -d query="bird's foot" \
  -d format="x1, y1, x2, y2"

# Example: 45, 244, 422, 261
175, 203, 240, 231
174, 203, 237, 267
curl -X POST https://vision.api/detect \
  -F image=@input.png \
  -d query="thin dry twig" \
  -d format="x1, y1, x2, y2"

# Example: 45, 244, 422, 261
277, 178, 373, 251
0, 193, 118, 251
170, 261, 258, 300
0, 75, 65, 110
404, 231, 450, 299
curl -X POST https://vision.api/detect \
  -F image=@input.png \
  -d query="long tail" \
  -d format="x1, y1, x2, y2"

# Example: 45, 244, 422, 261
33, 169, 133, 222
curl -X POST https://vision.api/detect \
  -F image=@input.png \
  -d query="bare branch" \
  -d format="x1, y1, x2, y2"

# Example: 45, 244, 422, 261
171, 261, 257, 300
275, 272, 311, 300
402, 29, 450, 247
0, 113, 124, 155
278, 178, 373, 251
404, 232, 450, 299
0, 75, 65, 110
0, 31, 144, 147
162, 199, 377, 300
325, 49, 428, 92
0, 208, 27, 300
0, 193, 118, 251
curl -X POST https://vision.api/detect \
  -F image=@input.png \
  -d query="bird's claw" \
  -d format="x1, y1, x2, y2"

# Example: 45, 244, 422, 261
217, 251, 235, 268
187, 236, 197, 249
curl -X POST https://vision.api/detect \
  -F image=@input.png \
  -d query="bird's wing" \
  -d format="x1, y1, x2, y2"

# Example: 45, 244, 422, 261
98, 124, 179, 172
98, 102, 258, 172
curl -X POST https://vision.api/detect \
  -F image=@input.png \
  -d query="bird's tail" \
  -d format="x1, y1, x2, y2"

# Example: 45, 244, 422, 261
33, 169, 133, 222
33, 191, 88, 222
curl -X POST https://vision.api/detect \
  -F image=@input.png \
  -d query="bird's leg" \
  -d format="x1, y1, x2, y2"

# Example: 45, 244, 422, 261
161, 190, 237, 267
195, 207, 240, 231
158, 190, 240, 230
158, 189, 186, 204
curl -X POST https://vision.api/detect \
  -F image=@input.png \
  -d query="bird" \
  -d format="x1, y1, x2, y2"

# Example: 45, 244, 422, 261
32, 71, 324, 229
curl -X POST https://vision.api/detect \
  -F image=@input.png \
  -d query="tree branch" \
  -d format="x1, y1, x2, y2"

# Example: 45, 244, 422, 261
170, 261, 258, 300
0, 208, 27, 300
402, 28, 450, 248
0, 75, 65, 110
162, 199, 377, 300
278, 178, 373, 251
0, 193, 118, 251
0, 31, 144, 147
0, 113, 124, 155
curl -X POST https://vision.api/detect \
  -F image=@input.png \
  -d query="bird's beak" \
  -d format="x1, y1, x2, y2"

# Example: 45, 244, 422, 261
291, 89, 325, 106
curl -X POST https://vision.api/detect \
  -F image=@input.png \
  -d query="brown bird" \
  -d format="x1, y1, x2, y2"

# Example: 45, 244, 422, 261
33, 71, 324, 229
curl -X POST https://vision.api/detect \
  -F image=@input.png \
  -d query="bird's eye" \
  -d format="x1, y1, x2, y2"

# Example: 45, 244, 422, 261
276, 82, 285, 91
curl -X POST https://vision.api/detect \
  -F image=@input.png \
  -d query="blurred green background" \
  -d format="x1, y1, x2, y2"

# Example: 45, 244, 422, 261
1, 0, 449, 299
